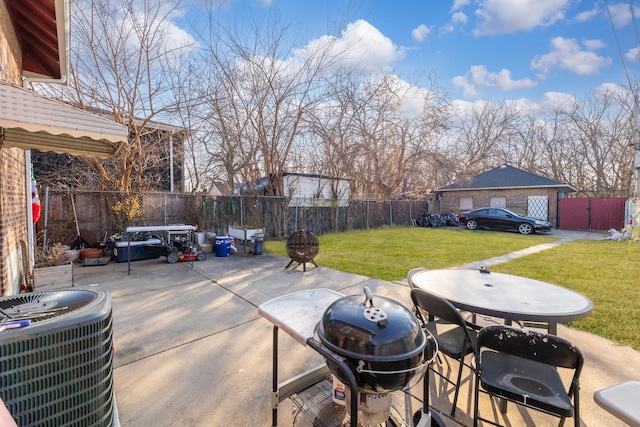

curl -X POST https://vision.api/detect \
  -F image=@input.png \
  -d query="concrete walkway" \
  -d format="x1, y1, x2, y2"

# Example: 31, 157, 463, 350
67, 228, 635, 426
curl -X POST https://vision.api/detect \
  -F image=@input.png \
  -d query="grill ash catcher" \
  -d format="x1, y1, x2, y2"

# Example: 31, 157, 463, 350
259, 287, 445, 427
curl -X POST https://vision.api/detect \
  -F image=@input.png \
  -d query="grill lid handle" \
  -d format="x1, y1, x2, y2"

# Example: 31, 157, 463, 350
362, 287, 388, 326
363, 287, 373, 306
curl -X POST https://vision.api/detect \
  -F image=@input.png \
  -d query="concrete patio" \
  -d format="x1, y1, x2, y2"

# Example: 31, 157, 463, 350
66, 229, 637, 426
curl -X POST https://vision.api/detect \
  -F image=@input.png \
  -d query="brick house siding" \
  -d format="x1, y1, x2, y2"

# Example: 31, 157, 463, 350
0, 2, 22, 84
1, 1, 28, 295
0, 148, 27, 295
441, 187, 561, 227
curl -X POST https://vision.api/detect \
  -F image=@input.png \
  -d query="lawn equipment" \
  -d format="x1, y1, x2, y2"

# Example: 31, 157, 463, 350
144, 238, 206, 263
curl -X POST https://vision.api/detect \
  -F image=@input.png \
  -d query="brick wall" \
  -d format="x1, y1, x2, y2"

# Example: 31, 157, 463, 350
0, 148, 27, 295
1, 0, 27, 295
441, 188, 560, 227
0, 1, 22, 84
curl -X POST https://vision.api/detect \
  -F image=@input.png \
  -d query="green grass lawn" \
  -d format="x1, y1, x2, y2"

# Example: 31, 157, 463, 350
491, 239, 640, 351
265, 227, 640, 351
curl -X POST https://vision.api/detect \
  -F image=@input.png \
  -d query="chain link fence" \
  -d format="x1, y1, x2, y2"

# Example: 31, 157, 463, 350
40, 188, 429, 248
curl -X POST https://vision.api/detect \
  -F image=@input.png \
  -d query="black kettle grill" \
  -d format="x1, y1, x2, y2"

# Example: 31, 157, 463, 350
316, 288, 437, 426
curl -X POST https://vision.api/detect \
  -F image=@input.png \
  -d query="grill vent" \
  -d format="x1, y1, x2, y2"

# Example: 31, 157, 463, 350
0, 287, 114, 426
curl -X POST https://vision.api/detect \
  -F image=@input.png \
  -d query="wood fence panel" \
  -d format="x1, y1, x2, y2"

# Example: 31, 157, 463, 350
590, 197, 626, 230
559, 197, 626, 230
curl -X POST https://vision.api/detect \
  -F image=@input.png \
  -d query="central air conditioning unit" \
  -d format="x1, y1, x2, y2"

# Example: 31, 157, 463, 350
0, 286, 116, 427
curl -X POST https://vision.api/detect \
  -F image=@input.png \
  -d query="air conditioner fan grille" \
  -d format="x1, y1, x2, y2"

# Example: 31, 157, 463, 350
0, 290, 98, 324
0, 290, 114, 426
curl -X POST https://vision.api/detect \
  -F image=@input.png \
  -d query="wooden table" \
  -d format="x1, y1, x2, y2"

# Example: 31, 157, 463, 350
410, 268, 593, 334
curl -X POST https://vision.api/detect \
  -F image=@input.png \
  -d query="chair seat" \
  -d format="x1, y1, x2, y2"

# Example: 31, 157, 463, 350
480, 351, 574, 417
410, 288, 477, 417
427, 320, 477, 358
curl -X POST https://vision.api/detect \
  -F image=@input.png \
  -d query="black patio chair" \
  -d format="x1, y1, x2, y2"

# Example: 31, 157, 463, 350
473, 325, 583, 427
410, 288, 478, 417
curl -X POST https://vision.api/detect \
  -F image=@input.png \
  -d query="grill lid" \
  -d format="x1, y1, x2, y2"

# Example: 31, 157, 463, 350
316, 288, 426, 362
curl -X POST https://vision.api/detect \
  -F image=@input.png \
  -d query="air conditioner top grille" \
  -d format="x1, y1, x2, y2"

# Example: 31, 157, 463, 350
0, 290, 99, 324
0, 287, 114, 427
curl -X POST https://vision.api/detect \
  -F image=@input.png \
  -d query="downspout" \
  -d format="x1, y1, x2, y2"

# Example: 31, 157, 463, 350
24, 151, 34, 293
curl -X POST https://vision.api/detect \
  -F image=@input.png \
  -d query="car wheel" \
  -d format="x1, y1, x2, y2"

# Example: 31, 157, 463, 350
518, 223, 533, 235
466, 220, 478, 230
167, 251, 179, 263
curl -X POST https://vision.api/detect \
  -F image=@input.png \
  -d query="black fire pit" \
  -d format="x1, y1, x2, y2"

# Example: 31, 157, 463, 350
285, 229, 319, 271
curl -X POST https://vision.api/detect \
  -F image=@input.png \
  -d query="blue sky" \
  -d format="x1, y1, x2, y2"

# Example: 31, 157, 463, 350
176, 0, 640, 105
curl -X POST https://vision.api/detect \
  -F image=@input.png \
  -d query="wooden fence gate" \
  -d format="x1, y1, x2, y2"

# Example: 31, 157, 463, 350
558, 197, 626, 231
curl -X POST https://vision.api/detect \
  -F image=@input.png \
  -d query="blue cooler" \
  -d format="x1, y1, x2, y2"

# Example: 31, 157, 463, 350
214, 236, 231, 257
115, 239, 163, 262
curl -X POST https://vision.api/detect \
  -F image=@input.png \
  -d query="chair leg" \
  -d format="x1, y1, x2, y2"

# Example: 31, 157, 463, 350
473, 372, 480, 427
499, 398, 508, 413
450, 359, 465, 416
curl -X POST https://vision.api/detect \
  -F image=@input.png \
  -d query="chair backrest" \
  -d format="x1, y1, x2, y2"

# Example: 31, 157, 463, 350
407, 267, 428, 289
410, 288, 468, 329
477, 325, 583, 372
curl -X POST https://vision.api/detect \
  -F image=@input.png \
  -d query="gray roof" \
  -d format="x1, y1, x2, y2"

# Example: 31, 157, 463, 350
436, 164, 576, 192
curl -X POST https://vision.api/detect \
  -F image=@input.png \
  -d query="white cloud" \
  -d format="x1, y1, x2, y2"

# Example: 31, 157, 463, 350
595, 82, 628, 98
452, 65, 537, 98
151, 16, 199, 58
473, 0, 570, 36
504, 97, 539, 113
606, 3, 640, 27
364, 74, 435, 117
573, 6, 599, 23
539, 91, 577, 110
295, 20, 404, 73
531, 37, 612, 78
397, 81, 432, 117
449, 99, 493, 126
439, 24, 455, 35
412, 24, 432, 42
452, 75, 483, 98
440, 11, 467, 35
625, 47, 640, 62
452, 0, 471, 12
451, 11, 468, 25
583, 39, 605, 50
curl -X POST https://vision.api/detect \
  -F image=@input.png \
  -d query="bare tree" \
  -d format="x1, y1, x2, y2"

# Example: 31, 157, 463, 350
336, 72, 450, 198
192, 11, 342, 200
36, 0, 197, 192
448, 101, 522, 181
565, 89, 635, 196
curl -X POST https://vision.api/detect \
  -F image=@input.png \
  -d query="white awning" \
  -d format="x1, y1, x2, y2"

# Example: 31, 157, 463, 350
0, 83, 128, 158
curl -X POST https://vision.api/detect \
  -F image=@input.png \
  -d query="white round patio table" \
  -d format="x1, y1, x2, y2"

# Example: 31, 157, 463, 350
410, 268, 593, 335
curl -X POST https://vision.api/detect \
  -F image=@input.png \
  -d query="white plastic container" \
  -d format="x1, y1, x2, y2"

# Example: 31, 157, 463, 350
195, 232, 205, 245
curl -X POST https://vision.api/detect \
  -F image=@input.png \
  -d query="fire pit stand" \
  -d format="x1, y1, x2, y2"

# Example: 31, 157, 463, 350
258, 288, 444, 427
285, 229, 319, 272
